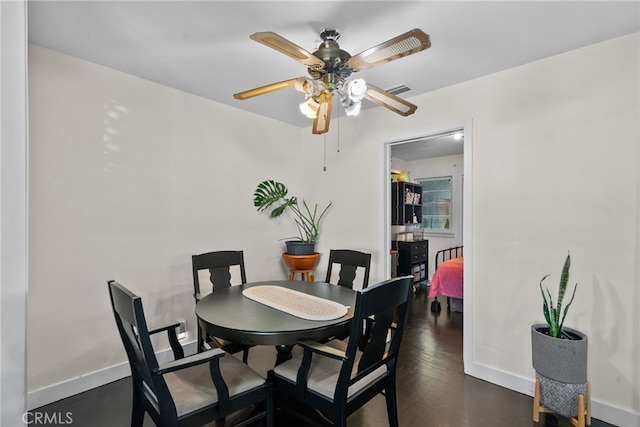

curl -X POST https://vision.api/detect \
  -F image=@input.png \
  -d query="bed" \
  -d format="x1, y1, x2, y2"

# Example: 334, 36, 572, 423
428, 246, 463, 312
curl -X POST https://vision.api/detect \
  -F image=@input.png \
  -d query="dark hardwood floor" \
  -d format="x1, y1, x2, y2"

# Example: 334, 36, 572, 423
31, 286, 612, 426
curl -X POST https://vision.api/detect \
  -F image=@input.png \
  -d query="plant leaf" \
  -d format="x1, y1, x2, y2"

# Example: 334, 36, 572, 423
538, 252, 578, 339
253, 180, 289, 212
558, 283, 578, 333
555, 252, 571, 320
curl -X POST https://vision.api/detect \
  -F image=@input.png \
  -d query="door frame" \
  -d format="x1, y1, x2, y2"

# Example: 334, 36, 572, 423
382, 120, 473, 374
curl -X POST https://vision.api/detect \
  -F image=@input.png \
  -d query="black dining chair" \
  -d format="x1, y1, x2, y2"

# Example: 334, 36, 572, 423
324, 249, 372, 344
107, 280, 273, 427
324, 249, 372, 289
268, 275, 414, 427
192, 250, 252, 363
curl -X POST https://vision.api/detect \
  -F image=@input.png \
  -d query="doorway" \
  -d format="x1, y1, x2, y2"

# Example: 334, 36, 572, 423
384, 123, 473, 374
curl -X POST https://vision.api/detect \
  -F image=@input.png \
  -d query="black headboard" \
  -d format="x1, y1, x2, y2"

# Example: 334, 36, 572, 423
435, 246, 463, 269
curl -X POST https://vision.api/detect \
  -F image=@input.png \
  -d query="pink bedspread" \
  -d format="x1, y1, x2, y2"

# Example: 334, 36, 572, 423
428, 257, 463, 299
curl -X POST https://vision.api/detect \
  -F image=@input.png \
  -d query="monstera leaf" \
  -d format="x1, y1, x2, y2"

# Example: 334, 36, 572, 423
253, 180, 331, 243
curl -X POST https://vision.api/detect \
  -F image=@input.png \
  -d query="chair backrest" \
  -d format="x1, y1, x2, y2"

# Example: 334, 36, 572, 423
337, 275, 413, 392
192, 250, 247, 298
324, 249, 372, 289
107, 280, 174, 418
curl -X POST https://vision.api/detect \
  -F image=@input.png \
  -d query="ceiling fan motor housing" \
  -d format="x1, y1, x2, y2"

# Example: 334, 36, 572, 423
310, 37, 354, 80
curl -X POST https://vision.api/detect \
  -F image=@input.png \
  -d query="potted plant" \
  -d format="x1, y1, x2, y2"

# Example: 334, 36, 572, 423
531, 252, 589, 424
253, 180, 331, 255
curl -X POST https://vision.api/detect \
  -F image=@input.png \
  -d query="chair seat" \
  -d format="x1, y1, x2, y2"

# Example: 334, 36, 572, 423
166, 353, 266, 417
272, 339, 388, 402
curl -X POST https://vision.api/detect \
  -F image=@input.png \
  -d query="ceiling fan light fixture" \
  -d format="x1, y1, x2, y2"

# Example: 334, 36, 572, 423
344, 78, 367, 101
295, 77, 322, 95
343, 99, 362, 116
300, 96, 320, 119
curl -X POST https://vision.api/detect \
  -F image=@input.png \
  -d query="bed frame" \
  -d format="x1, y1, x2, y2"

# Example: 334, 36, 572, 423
430, 245, 463, 313
435, 246, 463, 269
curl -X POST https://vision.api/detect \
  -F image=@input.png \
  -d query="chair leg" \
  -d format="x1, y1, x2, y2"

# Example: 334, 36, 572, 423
242, 348, 249, 364
197, 323, 204, 353
385, 383, 400, 427
131, 394, 145, 427
266, 383, 274, 427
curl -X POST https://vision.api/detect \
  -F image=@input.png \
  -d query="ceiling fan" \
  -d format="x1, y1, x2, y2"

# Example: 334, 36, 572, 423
233, 28, 431, 135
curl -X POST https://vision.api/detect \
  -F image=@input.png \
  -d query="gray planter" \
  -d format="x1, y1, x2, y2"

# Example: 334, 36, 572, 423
285, 241, 316, 255
531, 323, 588, 417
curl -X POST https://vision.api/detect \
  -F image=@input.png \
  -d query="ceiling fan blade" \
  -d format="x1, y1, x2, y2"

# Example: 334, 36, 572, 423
250, 32, 325, 68
346, 29, 431, 71
312, 92, 333, 135
233, 78, 300, 100
364, 84, 417, 116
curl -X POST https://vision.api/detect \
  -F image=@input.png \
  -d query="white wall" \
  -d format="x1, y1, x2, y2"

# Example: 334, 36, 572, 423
302, 33, 640, 425
1, 1, 28, 425
26, 32, 640, 425
27, 45, 303, 403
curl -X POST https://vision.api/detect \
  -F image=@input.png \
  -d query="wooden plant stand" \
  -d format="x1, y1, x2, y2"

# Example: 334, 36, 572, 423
533, 379, 591, 427
282, 253, 320, 281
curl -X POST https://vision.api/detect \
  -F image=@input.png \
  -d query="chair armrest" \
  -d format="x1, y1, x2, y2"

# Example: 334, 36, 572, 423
149, 322, 184, 360
292, 340, 347, 399
148, 322, 181, 335
155, 348, 225, 375
298, 340, 346, 361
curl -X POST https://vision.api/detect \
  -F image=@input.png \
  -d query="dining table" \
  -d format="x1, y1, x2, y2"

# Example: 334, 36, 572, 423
195, 280, 357, 364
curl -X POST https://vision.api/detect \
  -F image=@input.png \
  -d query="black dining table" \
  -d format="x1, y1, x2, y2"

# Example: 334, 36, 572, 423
195, 280, 357, 364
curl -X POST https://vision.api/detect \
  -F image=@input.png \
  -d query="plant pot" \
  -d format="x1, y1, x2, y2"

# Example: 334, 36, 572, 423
282, 252, 320, 272
531, 323, 588, 417
285, 240, 316, 255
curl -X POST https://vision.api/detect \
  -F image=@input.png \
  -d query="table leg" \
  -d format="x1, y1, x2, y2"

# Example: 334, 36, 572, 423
275, 345, 293, 365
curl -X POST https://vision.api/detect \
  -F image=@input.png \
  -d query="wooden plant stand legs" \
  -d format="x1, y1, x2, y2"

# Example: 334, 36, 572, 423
288, 270, 314, 281
533, 379, 591, 426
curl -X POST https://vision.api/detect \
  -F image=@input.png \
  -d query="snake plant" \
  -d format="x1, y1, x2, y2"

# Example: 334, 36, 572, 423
253, 180, 332, 243
539, 252, 578, 338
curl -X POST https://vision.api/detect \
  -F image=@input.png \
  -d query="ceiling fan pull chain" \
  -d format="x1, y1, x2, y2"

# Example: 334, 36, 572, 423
337, 107, 341, 153
323, 133, 327, 171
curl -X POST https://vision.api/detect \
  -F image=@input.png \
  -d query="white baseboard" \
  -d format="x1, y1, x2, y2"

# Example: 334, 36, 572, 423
27, 341, 197, 410
466, 361, 640, 427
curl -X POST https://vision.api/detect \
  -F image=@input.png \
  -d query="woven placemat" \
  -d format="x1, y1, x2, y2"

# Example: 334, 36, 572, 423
242, 285, 348, 321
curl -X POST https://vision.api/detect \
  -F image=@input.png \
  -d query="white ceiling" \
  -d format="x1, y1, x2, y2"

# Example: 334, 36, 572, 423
28, 1, 639, 134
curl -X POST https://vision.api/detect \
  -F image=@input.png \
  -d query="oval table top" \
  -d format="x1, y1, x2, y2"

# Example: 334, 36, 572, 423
195, 280, 357, 346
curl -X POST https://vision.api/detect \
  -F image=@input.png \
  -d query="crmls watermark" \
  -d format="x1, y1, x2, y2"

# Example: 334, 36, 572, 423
22, 411, 73, 425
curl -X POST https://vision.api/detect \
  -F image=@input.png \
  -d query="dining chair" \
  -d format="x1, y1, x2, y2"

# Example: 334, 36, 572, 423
324, 249, 373, 344
268, 275, 414, 427
107, 280, 273, 427
192, 250, 252, 363
324, 249, 372, 289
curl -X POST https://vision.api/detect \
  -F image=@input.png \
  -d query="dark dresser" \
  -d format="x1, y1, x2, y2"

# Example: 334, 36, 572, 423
394, 240, 429, 285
